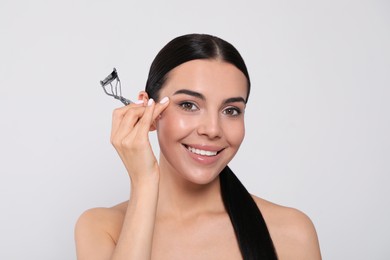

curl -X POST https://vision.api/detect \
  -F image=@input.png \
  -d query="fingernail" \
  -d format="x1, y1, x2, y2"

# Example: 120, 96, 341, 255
148, 98, 154, 106
159, 97, 169, 104
135, 100, 144, 104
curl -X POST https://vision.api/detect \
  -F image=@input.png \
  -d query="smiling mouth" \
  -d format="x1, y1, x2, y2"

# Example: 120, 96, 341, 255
183, 145, 223, 157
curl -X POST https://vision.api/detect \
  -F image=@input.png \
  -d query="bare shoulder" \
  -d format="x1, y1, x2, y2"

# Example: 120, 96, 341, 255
74, 201, 128, 260
251, 195, 322, 260
75, 201, 128, 239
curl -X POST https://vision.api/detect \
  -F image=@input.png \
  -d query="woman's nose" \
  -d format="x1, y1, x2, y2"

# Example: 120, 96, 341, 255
197, 113, 222, 139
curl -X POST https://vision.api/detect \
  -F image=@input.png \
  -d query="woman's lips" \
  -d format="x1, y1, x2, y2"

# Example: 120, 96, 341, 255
183, 144, 224, 165
187, 146, 217, 156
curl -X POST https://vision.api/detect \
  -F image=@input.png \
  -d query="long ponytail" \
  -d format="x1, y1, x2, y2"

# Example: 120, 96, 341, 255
220, 166, 278, 259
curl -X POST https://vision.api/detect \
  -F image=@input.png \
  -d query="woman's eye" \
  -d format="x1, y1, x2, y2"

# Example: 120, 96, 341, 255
179, 102, 198, 111
223, 107, 241, 116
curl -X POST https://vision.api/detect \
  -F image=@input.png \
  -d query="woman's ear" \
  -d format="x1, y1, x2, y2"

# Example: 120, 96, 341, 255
138, 91, 159, 131
137, 91, 149, 105
150, 121, 158, 132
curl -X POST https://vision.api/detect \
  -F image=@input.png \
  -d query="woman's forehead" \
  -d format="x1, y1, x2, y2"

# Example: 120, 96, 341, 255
161, 59, 248, 99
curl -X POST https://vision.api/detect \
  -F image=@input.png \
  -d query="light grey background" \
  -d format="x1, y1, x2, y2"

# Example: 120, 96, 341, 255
1, 0, 389, 259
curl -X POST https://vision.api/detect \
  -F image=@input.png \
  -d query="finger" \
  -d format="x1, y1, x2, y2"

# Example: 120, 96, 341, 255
130, 98, 157, 139
149, 96, 170, 130
115, 106, 146, 140
134, 96, 170, 134
111, 101, 145, 141
118, 101, 148, 131
152, 96, 170, 121
117, 99, 154, 153
123, 97, 170, 142
111, 100, 144, 130
139, 98, 156, 128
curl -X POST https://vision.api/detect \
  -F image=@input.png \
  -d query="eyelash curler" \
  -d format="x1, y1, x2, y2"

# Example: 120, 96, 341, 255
100, 68, 132, 105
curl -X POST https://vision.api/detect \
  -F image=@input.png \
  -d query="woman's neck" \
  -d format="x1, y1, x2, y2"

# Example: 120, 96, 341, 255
156, 158, 225, 220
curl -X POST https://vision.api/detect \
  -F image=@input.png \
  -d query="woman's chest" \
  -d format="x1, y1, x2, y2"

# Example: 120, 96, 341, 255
151, 214, 242, 260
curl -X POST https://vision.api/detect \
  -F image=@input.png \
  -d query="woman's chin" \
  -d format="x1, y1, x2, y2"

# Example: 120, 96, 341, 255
180, 169, 222, 186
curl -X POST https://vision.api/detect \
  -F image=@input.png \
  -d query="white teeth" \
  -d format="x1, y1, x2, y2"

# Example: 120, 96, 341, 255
187, 146, 218, 156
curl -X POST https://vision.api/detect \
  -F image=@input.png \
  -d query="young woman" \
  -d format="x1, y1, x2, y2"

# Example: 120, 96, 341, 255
75, 34, 321, 260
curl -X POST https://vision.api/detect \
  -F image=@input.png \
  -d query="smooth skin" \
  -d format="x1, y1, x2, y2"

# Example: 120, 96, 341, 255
75, 60, 321, 260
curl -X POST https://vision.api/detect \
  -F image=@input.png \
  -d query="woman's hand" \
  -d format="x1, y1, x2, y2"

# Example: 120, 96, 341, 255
75, 97, 170, 260
110, 97, 170, 186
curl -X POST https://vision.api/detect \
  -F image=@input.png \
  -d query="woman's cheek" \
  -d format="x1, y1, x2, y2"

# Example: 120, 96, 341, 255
222, 119, 245, 147
157, 109, 196, 136
176, 115, 198, 131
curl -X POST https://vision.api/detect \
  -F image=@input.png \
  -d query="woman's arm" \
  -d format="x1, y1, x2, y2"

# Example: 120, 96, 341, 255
111, 178, 159, 259
75, 98, 169, 260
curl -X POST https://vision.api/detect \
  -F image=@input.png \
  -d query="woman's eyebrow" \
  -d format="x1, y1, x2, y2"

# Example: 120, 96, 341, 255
223, 97, 246, 105
173, 89, 246, 104
173, 89, 205, 100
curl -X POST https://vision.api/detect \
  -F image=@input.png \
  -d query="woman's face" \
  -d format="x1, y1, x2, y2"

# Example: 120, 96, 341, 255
156, 59, 248, 185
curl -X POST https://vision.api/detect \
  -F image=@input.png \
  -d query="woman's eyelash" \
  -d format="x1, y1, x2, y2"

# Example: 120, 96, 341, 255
179, 101, 198, 111
178, 102, 242, 116
223, 107, 242, 116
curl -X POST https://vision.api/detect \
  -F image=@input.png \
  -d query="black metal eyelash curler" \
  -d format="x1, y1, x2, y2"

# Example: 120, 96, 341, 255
100, 68, 132, 105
